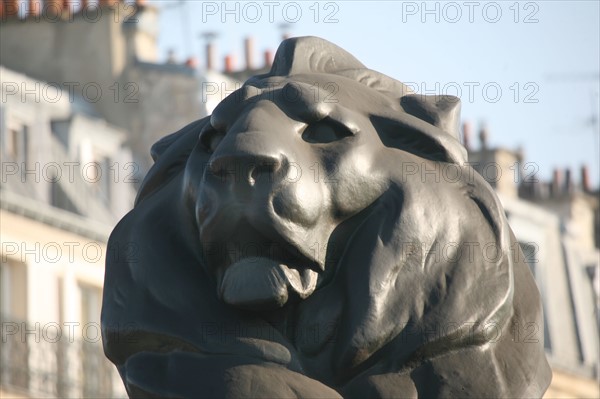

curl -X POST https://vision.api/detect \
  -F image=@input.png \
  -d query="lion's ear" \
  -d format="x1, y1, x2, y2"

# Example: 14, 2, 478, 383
258, 36, 366, 77
400, 94, 461, 140
150, 131, 185, 162
372, 93, 466, 164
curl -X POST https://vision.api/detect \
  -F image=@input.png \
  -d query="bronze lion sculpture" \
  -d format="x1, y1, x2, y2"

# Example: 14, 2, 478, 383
102, 36, 552, 398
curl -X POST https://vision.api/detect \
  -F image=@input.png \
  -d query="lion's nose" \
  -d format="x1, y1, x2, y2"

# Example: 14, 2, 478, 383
208, 153, 283, 186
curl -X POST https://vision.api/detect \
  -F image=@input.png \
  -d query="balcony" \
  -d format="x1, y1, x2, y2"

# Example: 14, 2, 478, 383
1, 314, 125, 398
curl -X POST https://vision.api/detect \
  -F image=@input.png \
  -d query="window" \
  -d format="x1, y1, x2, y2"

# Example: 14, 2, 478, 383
0, 257, 28, 320
5, 123, 29, 165
79, 284, 111, 397
0, 258, 29, 391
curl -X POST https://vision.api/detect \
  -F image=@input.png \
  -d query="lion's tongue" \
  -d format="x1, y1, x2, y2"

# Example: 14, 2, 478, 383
220, 257, 318, 311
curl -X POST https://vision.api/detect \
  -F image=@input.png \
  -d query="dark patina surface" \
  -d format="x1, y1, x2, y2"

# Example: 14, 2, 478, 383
102, 36, 552, 398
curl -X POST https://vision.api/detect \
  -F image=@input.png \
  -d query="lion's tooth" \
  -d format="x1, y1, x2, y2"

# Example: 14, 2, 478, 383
278, 264, 302, 294
300, 269, 318, 297
278, 264, 318, 299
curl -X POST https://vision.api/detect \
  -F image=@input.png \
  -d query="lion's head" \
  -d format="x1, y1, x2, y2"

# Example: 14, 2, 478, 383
102, 37, 551, 398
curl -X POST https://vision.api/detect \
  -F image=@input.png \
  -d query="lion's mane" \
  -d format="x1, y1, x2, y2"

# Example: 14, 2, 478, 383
102, 37, 551, 398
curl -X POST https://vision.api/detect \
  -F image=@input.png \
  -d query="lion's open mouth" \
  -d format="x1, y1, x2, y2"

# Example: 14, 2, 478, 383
211, 222, 323, 311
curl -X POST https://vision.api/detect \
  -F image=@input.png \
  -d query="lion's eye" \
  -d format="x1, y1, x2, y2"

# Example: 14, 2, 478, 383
302, 118, 354, 144
199, 128, 225, 153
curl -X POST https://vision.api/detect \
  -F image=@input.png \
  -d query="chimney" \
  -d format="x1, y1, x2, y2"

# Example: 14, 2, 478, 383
479, 124, 489, 150
244, 37, 254, 71
44, 0, 62, 15
581, 165, 590, 192
185, 57, 198, 69
99, 0, 119, 7
224, 55, 234, 73
278, 22, 292, 41
462, 121, 472, 151
62, 0, 76, 16
565, 168, 573, 194
205, 42, 214, 70
516, 146, 525, 163
552, 168, 561, 196
3, 0, 20, 18
264, 50, 273, 68
28, 0, 40, 16
166, 49, 177, 64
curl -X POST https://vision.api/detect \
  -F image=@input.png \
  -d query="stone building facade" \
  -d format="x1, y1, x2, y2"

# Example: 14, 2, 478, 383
464, 123, 599, 398
1, 0, 204, 177
1, 65, 134, 398
1, 1, 598, 397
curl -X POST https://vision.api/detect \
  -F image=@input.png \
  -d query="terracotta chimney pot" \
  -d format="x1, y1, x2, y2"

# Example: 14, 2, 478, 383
224, 55, 234, 73
28, 0, 40, 16
185, 57, 198, 69
3, 0, 20, 18
581, 165, 591, 192
552, 168, 561, 196
264, 50, 273, 68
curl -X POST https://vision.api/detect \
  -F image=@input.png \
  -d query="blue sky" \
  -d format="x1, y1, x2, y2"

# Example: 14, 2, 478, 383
152, 0, 600, 187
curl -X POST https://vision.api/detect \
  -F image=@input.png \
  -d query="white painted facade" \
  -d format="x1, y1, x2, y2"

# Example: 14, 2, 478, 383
0, 0, 597, 397
1, 66, 132, 398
